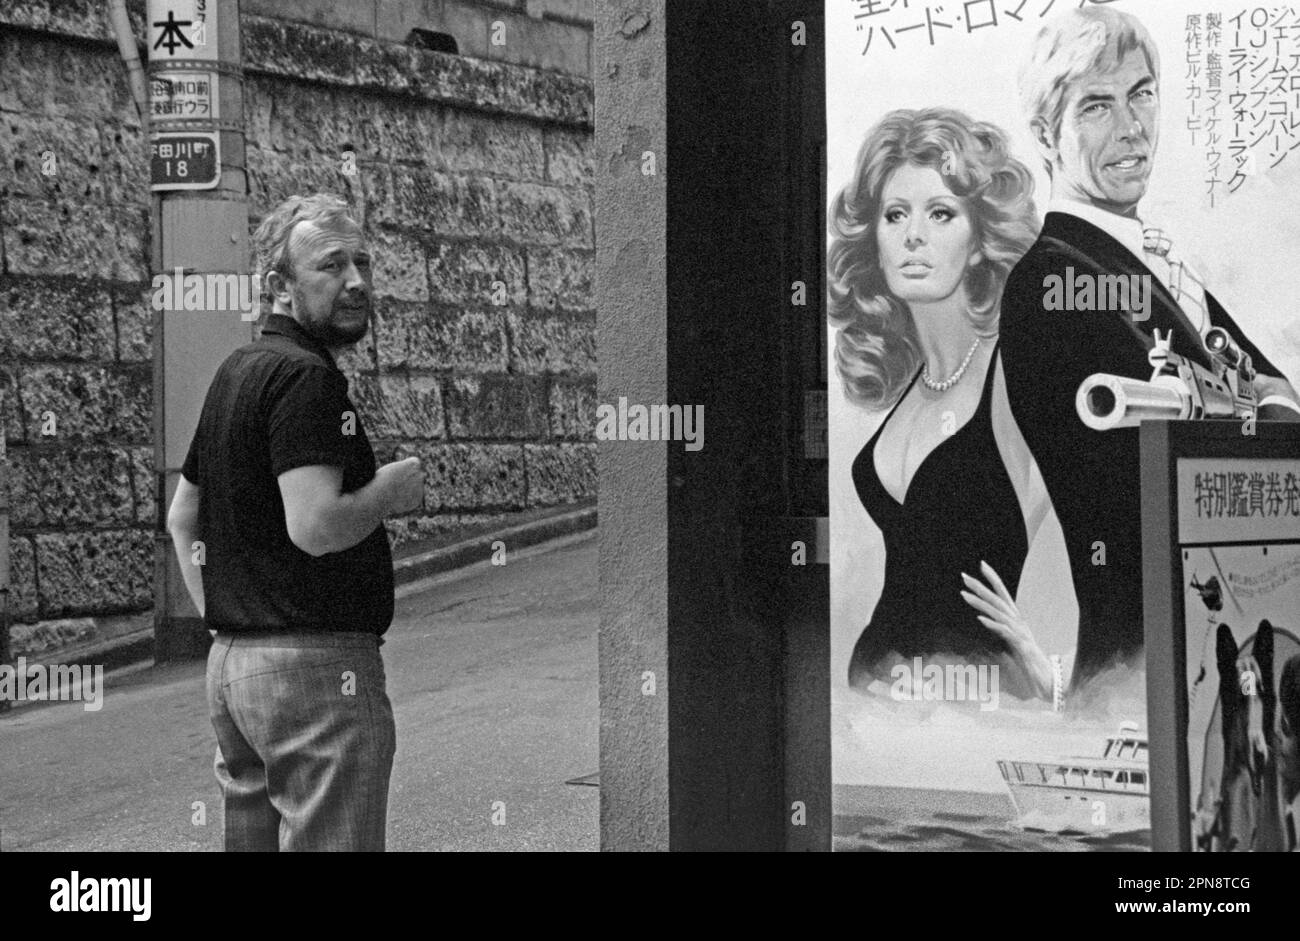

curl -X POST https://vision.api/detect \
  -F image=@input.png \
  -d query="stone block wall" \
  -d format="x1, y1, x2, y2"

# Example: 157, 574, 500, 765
0, 0, 594, 642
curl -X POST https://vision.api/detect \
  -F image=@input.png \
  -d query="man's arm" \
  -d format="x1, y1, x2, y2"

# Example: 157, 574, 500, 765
279, 456, 424, 557
166, 474, 205, 618
268, 362, 425, 557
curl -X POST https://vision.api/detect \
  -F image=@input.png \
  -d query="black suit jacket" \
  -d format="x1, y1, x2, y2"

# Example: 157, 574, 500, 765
1000, 212, 1285, 688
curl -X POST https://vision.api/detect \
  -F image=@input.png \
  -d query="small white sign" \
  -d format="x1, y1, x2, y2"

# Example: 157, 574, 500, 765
1177, 457, 1300, 544
148, 0, 218, 62
149, 71, 218, 120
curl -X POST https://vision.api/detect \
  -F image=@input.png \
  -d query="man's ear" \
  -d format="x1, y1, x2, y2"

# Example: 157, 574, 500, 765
265, 269, 293, 307
1029, 116, 1059, 168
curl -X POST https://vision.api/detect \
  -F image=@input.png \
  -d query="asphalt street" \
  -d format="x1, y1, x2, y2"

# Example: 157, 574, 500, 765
0, 532, 598, 852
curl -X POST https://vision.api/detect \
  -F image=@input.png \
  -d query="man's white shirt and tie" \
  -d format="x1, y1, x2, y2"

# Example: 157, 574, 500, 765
1048, 196, 1300, 417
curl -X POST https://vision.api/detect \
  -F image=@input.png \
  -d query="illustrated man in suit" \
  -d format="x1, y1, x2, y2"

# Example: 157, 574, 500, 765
1000, 7, 1300, 691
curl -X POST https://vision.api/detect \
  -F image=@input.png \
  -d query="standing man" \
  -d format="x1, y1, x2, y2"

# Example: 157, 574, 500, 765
166, 193, 424, 850
1000, 8, 1300, 691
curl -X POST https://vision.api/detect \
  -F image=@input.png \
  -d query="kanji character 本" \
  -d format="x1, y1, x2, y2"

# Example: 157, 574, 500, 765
152, 10, 195, 55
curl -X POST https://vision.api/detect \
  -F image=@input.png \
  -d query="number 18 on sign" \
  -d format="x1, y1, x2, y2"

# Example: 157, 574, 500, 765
150, 132, 219, 191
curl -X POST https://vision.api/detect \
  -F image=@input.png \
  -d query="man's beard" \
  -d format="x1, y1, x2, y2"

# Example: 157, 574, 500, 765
293, 287, 370, 347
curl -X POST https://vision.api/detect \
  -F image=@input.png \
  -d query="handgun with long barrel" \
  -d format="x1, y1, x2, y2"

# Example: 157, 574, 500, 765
1075, 327, 1258, 431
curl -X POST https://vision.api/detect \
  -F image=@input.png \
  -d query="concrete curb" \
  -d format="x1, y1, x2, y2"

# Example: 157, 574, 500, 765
5, 612, 155, 678
392, 504, 597, 587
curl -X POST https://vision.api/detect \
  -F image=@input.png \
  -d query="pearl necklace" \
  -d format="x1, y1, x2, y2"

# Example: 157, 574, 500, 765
920, 337, 983, 392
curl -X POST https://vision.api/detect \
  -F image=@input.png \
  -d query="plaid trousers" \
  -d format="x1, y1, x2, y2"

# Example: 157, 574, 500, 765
206, 632, 397, 852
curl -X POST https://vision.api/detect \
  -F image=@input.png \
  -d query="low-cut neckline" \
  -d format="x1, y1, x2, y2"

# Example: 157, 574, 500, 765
870, 347, 993, 508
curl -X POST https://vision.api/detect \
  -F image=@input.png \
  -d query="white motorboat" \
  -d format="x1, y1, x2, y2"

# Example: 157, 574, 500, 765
996, 722, 1150, 833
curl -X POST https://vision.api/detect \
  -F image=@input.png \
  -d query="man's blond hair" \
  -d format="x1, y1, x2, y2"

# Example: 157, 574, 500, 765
1019, 6, 1160, 175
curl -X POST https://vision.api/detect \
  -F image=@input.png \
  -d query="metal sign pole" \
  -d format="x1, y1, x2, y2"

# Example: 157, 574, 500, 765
146, 0, 250, 660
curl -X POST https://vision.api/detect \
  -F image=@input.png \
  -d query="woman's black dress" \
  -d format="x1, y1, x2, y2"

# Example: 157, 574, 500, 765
849, 343, 1029, 686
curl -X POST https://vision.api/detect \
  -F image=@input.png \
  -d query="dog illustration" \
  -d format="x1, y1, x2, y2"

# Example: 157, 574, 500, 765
1200, 621, 1280, 851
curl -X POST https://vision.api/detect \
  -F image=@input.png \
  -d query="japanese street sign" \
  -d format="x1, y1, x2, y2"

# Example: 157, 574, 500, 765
149, 71, 218, 120
147, 0, 218, 62
150, 132, 220, 191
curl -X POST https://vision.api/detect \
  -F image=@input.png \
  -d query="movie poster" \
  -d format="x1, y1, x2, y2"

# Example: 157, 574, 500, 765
826, 0, 1300, 851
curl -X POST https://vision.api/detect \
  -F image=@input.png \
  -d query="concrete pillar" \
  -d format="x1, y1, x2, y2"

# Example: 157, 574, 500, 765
596, 0, 670, 851
596, 0, 828, 851
152, 0, 253, 660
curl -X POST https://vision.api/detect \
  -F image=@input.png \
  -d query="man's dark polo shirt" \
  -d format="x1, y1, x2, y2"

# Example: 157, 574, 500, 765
181, 313, 394, 636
